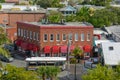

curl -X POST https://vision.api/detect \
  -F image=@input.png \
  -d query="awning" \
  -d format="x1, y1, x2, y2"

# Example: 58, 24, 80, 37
70, 45, 75, 52
94, 34, 101, 40
21, 42, 28, 50
44, 46, 51, 54
83, 45, 91, 52
16, 39, 23, 46
60, 46, 67, 53
28, 44, 33, 50
52, 46, 60, 54
32, 45, 38, 52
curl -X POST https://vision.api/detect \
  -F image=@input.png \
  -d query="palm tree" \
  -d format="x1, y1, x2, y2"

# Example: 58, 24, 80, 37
47, 66, 60, 80
37, 66, 47, 80
72, 46, 83, 80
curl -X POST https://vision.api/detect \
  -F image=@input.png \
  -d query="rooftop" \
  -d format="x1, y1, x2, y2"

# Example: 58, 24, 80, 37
0, 10, 46, 13
22, 22, 93, 27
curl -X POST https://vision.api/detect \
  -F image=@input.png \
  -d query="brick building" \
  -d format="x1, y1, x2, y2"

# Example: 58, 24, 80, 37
0, 11, 46, 42
16, 22, 93, 58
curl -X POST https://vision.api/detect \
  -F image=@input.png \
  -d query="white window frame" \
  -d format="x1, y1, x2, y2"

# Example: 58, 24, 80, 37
18, 28, 20, 36
33, 32, 36, 40
23, 29, 26, 37
62, 34, 66, 41
75, 33, 78, 41
44, 34, 47, 42
30, 31, 32, 39
26, 30, 29, 38
36, 33, 39, 41
68, 33, 72, 41
21, 29, 23, 37
81, 33, 84, 41
56, 34, 60, 41
87, 33, 90, 41
50, 34, 54, 42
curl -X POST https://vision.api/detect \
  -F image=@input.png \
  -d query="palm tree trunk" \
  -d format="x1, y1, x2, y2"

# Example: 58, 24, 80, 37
50, 77, 55, 80
42, 74, 46, 80
74, 60, 77, 80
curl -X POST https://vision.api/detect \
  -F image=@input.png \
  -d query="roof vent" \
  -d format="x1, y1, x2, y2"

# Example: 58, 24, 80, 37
41, 19, 48, 24
60, 19, 65, 24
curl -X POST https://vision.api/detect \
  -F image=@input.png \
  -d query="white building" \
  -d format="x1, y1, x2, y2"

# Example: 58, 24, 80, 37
101, 42, 120, 66
0, 3, 40, 11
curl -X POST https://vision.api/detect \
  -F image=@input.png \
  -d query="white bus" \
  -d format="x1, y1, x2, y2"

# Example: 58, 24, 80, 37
25, 57, 67, 70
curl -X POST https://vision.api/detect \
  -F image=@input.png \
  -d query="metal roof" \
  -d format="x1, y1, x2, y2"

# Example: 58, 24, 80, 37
23, 22, 93, 27
101, 42, 120, 65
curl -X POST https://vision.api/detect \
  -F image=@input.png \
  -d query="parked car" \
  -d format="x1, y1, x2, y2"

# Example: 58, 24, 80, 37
0, 54, 14, 62
4, 44, 14, 52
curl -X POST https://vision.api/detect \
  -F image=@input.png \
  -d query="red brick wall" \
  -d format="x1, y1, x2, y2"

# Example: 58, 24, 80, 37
8, 13, 45, 27
0, 13, 8, 24
6, 27, 17, 42
40, 27, 93, 49
0, 12, 45, 41
17, 22, 93, 52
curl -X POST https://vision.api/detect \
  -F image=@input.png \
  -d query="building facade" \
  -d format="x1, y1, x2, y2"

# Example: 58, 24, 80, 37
16, 22, 93, 58
0, 11, 45, 42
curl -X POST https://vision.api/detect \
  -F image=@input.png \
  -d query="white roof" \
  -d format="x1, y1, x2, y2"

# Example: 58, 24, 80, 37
25, 57, 66, 62
101, 42, 120, 65
94, 29, 108, 35
95, 40, 114, 46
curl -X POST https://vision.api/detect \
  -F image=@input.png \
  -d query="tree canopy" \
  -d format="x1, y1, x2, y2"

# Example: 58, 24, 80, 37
82, 64, 120, 80
32, 0, 64, 8
0, 64, 39, 80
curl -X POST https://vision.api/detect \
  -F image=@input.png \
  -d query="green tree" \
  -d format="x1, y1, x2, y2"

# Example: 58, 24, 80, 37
0, 5, 2, 10
76, 6, 90, 22
37, 66, 47, 80
0, 27, 9, 45
0, 27, 10, 59
72, 46, 83, 80
37, 66, 60, 80
47, 66, 60, 80
34, 0, 64, 8
82, 64, 116, 80
0, 0, 5, 3
0, 64, 39, 80
47, 11, 63, 23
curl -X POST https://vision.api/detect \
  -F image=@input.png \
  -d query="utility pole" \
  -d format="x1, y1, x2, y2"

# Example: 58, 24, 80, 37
67, 39, 71, 78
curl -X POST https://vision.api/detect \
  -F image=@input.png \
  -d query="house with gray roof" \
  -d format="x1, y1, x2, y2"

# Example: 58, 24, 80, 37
59, 5, 77, 16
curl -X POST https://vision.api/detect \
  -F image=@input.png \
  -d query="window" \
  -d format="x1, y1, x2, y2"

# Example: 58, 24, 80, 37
50, 34, 54, 41
33, 32, 36, 40
44, 34, 47, 42
24, 30, 26, 37
81, 33, 84, 41
18, 28, 20, 36
56, 34, 60, 41
21, 29, 23, 37
68, 33, 72, 40
75, 33, 78, 41
30, 31, 32, 39
36, 33, 39, 41
26, 30, 29, 38
109, 46, 114, 50
87, 33, 90, 41
62, 34, 66, 41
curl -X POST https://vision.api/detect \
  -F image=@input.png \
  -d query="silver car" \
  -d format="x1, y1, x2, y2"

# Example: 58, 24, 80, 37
0, 54, 14, 62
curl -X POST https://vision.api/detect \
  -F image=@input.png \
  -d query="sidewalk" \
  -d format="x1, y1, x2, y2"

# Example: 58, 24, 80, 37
12, 51, 26, 60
